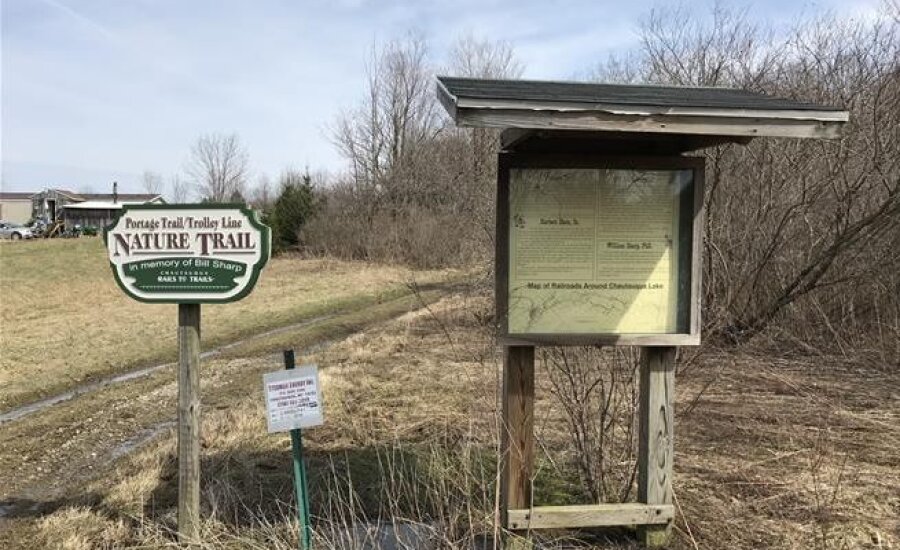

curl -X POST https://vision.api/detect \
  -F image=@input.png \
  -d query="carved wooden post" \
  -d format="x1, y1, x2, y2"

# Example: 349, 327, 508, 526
501, 345, 535, 548
637, 346, 676, 547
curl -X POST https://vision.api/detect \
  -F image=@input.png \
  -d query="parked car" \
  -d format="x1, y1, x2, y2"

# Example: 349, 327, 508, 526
0, 221, 34, 240
27, 217, 50, 237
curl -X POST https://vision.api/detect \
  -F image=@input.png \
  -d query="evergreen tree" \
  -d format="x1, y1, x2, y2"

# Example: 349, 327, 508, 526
268, 170, 317, 253
228, 189, 246, 204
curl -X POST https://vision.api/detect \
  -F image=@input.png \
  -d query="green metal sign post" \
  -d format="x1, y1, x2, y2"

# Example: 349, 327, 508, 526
283, 349, 313, 550
263, 350, 322, 548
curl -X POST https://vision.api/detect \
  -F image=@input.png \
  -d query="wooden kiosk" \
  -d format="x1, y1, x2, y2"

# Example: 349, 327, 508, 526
436, 77, 847, 547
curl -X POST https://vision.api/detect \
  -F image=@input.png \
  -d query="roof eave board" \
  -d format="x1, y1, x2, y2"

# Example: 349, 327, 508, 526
436, 78, 458, 120
453, 105, 845, 140
63, 201, 145, 210
437, 82, 848, 140
455, 97, 848, 123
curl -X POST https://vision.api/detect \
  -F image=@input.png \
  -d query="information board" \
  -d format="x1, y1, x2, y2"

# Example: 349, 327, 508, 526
499, 156, 702, 344
104, 204, 270, 303
263, 365, 323, 433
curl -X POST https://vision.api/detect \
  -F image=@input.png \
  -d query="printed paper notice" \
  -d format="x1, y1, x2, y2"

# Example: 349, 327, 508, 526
263, 365, 323, 433
508, 168, 687, 334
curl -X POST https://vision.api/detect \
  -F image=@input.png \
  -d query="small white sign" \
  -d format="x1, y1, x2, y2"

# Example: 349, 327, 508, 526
263, 365, 323, 433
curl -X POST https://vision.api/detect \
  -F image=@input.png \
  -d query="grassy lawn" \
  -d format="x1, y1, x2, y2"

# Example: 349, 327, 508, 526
0, 238, 453, 410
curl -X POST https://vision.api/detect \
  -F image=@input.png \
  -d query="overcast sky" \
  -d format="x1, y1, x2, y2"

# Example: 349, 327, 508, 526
1, 0, 883, 194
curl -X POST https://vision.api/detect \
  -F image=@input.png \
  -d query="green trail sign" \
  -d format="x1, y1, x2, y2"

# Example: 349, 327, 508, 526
103, 203, 271, 542
104, 204, 270, 303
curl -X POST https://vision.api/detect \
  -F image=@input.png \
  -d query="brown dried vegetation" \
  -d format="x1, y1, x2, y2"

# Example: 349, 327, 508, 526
19, 294, 898, 549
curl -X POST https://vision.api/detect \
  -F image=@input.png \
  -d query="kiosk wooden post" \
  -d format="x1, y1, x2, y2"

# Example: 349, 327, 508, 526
177, 303, 201, 542
500, 345, 535, 547
637, 346, 676, 547
436, 75, 847, 549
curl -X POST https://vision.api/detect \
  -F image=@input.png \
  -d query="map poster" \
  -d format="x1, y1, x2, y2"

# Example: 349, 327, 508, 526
507, 167, 692, 335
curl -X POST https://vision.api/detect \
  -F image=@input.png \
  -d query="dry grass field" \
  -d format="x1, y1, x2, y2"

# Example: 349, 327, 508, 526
5, 293, 895, 550
0, 238, 454, 410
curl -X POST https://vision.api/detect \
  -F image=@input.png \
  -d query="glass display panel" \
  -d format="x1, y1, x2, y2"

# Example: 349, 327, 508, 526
507, 167, 693, 335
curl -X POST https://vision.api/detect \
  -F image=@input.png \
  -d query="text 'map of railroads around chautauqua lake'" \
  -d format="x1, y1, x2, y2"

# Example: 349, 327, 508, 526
507, 168, 687, 335
105, 206, 270, 303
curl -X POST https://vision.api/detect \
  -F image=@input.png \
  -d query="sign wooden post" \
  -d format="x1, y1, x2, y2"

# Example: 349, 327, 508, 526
177, 303, 201, 542
105, 204, 270, 542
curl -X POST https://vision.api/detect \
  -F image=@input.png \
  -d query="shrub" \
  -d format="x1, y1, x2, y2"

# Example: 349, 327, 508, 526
266, 170, 318, 254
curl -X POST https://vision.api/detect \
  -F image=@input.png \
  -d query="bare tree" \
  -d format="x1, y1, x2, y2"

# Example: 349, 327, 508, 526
331, 32, 439, 188
444, 34, 526, 251
141, 170, 164, 195
185, 133, 249, 202
309, 33, 527, 267
447, 33, 524, 79
886, 0, 899, 23
588, 51, 648, 84
639, 5, 778, 88
250, 173, 273, 210
169, 174, 190, 203
544, 347, 640, 503
590, 4, 900, 356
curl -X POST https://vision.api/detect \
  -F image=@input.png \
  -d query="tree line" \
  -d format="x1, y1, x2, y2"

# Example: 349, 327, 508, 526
594, 4, 899, 353
143, 3, 898, 360
311, 5, 899, 360
139, 133, 318, 254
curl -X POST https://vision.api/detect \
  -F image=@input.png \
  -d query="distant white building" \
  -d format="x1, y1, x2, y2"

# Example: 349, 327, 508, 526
0, 192, 34, 224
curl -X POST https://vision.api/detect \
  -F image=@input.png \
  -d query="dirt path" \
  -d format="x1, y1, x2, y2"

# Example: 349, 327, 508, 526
0, 289, 444, 532
0, 313, 339, 426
